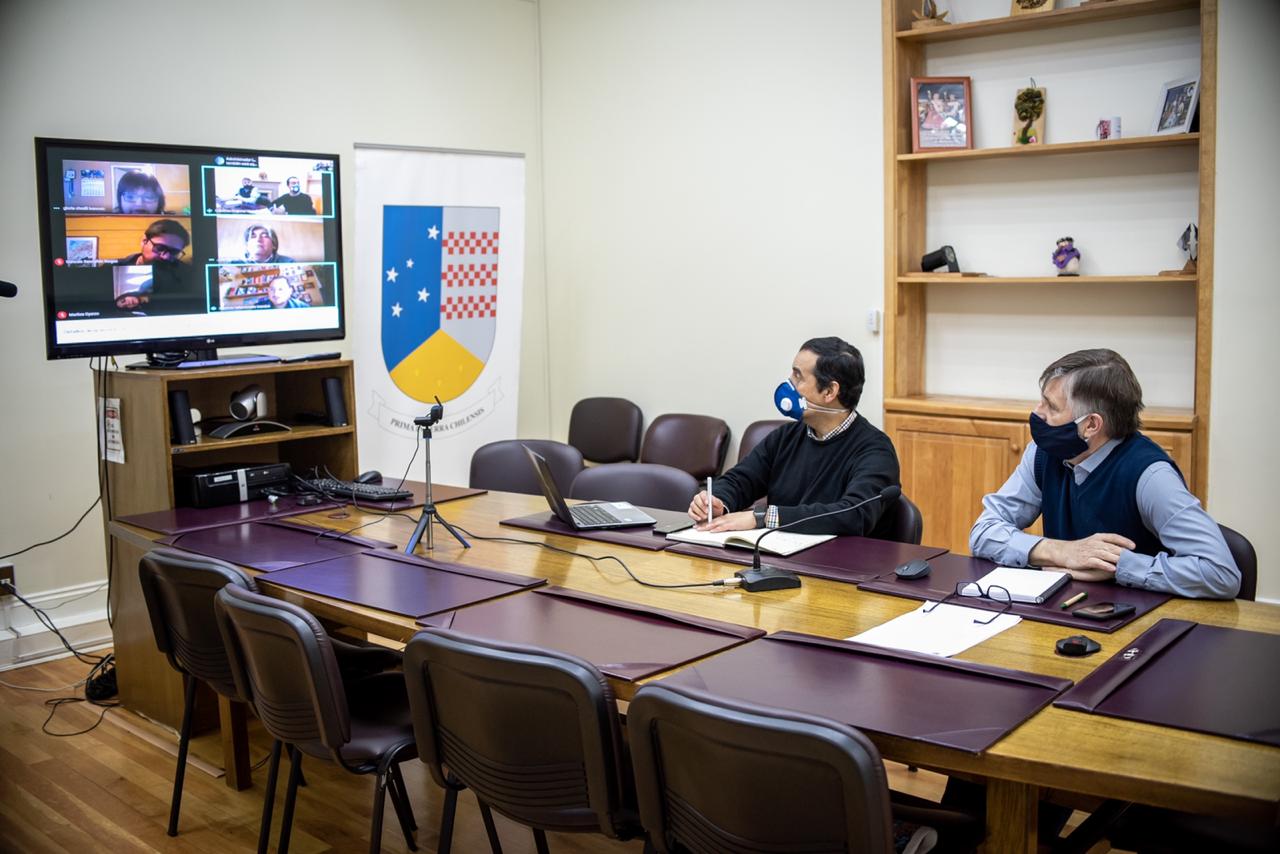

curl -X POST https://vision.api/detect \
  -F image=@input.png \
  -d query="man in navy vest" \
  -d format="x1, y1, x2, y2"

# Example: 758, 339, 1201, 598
970, 348, 1240, 598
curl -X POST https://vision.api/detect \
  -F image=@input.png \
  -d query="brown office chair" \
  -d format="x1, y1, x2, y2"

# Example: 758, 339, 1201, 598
469, 439, 585, 496
871, 492, 924, 545
214, 585, 418, 854
629, 682, 896, 853
569, 462, 699, 512
403, 628, 643, 854
630, 683, 981, 854
737, 418, 788, 464
1220, 523, 1257, 601
568, 397, 644, 463
138, 548, 402, 840
639, 413, 730, 480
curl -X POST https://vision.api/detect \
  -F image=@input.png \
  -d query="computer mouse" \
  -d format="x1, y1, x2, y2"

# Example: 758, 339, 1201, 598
354, 470, 383, 484
1055, 635, 1101, 657
894, 559, 931, 579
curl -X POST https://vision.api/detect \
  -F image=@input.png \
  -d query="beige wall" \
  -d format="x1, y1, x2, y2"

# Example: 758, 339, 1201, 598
0, 0, 548, 599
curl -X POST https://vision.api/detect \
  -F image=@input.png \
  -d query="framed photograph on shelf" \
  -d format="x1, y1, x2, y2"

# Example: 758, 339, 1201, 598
1011, 0, 1055, 14
911, 76, 973, 152
1152, 75, 1200, 135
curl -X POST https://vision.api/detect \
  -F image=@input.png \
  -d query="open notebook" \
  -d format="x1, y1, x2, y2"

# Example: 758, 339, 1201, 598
666, 527, 833, 557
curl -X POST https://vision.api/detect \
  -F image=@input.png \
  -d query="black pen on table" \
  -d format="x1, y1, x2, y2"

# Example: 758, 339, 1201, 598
1060, 591, 1088, 610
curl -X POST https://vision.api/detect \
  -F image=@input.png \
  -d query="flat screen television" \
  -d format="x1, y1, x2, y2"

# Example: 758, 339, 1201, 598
35, 137, 345, 365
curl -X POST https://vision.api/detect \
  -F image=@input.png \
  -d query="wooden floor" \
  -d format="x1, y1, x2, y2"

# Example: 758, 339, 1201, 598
0, 652, 955, 853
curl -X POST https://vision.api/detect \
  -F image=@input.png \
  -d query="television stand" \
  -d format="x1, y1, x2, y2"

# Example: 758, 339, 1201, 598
126, 350, 281, 370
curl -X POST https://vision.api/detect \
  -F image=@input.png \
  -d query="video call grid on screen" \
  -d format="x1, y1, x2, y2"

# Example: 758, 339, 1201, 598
37, 138, 345, 359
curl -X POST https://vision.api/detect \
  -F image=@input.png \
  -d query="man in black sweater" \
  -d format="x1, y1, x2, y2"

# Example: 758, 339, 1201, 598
688, 337, 900, 536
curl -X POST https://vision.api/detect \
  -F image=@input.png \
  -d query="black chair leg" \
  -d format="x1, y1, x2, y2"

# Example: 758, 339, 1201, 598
390, 762, 417, 831
478, 800, 504, 854
369, 766, 390, 854
257, 740, 283, 854
384, 763, 417, 851
533, 827, 550, 854
287, 743, 308, 788
166, 673, 198, 836
277, 748, 304, 854
438, 782, 460, 854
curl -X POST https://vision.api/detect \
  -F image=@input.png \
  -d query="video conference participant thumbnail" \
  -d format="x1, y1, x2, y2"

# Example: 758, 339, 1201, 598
215, 263, 333, 311
216, 219, 325, 263
54, 218, 205, 317
62, 160, 191, 215
210, 159, 329, 215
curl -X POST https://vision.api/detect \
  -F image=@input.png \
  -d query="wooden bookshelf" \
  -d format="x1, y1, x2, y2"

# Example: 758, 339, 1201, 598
882, 0, 1216, 554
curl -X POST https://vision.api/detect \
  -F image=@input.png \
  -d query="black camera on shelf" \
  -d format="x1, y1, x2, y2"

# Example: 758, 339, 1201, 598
414, 396, 445, 428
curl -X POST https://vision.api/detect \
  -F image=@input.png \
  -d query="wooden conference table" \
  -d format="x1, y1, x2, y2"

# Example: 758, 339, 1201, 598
108, 490, 1280, 854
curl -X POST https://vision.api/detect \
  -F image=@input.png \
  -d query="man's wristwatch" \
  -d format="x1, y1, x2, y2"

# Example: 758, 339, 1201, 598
754, 509, 767, 528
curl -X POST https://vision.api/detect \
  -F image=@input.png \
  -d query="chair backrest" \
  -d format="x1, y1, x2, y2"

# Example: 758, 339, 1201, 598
737, 419, 789, 464
404, 628, 635, 838
569, 463, 699, 512
568, 397, 644, 463
214, 585, 351, 759
871, 492, 923, 546
469, 439, 585, 496
138, 547, 258, 698
639, 414, 730, 480
1220, 524, 1257, 601
628, 683, 894, 854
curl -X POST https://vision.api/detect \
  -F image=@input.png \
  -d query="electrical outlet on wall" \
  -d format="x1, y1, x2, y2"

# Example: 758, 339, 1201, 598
0, 562, 14, 597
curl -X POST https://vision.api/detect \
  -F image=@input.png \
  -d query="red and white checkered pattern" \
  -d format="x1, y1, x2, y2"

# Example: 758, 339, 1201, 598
442, 293, 497, 320
443, 231, 500, 255
441, 262, 499, 287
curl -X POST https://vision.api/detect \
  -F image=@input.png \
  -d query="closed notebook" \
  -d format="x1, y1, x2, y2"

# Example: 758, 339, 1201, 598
666, 527, 833, 557
970, 566, 1070, 605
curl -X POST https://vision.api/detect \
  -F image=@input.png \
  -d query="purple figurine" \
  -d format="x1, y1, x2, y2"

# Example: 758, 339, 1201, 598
1052, 236, 1081, 276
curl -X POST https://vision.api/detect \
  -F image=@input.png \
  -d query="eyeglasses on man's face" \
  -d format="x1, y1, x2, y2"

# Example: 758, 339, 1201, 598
146, 237, 185, 259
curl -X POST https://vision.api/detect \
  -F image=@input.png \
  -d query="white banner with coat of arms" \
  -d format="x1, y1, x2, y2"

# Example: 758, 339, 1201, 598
353, 145, 525, 485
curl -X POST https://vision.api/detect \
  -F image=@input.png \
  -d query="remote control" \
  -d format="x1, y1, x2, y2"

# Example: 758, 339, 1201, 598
282, 352, 342, 363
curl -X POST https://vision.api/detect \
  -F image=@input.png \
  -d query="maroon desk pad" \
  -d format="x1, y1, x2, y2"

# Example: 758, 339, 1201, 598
260, 550, 545, 619
419, 586, 763, 682
118, 496, 341, 535
158, 519, 396, 572
664, 537, 949, 585
1054, 619, 1280, 748
656, 631, 1072, 754
354, 482, 488, 512
499, 508, 693, 551
856, 553, 1170, 633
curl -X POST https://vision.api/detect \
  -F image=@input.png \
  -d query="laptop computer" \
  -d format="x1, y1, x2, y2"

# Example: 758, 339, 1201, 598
524, 446, 657, 529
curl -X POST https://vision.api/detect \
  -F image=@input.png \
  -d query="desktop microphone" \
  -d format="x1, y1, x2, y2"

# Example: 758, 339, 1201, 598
731, 485, 903, 592
0, 281, 16, 299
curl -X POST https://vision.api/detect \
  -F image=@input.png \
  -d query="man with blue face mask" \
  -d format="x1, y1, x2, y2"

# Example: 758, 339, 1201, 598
687, 337, 900, 536
970, 348, 1239, 598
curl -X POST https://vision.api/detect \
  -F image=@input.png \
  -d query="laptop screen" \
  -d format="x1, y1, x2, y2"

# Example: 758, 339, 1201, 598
523, 446, 576, 524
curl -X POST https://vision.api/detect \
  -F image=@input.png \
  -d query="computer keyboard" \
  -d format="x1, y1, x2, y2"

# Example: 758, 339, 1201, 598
570, 503, 622, 526
300, 477, 414, 502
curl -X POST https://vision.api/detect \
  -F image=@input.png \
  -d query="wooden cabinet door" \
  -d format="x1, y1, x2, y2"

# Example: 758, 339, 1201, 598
1143, 429, 1195, 493
885, 414, 1029, 555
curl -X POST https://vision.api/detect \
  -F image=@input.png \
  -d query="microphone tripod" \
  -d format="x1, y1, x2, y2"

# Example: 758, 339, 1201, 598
736, 485, 902, 592
404, 399, 469, 554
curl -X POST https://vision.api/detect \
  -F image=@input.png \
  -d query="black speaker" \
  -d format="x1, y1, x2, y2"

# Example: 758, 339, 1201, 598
322, 377, 348, 427
169, 389, 197, 444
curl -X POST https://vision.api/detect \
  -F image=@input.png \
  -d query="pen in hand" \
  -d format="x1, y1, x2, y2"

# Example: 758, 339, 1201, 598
1060, 591, 1087, 610
706, 476, 714, 525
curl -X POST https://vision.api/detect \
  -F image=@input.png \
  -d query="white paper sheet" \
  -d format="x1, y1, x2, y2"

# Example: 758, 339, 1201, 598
848, 602, 1021, 658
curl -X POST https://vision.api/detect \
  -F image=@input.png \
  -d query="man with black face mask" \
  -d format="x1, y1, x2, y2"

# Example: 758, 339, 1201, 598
687, 336, 900, 536
970, 348, 1239, 598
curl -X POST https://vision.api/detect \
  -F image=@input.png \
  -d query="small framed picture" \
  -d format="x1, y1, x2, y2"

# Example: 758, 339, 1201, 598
1010, 0, 1055, 15
66, 236, 98, 265
1151, 75, 1200, 135
911, 76, 973, 152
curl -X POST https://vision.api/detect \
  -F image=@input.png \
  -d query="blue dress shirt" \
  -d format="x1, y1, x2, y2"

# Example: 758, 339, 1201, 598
970, 439, 1240, 599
